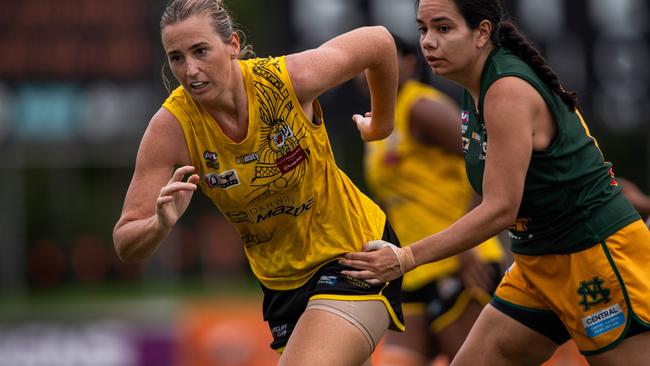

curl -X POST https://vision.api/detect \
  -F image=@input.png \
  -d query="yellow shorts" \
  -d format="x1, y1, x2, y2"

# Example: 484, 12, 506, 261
493, 220, 650, 355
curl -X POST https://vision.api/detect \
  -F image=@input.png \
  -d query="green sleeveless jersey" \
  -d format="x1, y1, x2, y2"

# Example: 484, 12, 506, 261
461, 47, 639, 255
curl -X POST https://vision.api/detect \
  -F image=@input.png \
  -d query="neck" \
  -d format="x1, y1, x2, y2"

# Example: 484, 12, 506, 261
203, 60, 246, 121
452, 44, 495, 104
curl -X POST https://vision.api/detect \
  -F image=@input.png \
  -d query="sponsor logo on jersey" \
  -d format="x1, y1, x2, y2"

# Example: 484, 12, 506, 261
479, 141, 487, 160
317, 275, 338, 286
225, 210, 250, 223
203, 150, 220, 170
461, 111, 469, 123
236, 152, 259, 165
271, 323, 288, 339
471, 131, 482, 142
276, 146, 307, 174
343, 274, 371, 289
462, 137, 470, 152
205, 169, 240, 189
581, 303, 624, 338
255, 197, 314, 223
242, 229, 275, 248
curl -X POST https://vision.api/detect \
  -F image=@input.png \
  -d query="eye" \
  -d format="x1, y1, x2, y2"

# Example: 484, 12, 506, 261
438, 25, 451, 33
417, 26, 427, 35
169, 54, 183, 64
195, 48, 208, 57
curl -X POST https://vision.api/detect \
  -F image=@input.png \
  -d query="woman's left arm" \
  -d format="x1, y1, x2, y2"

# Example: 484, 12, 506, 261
341, 77, 545, 284
285, 26, 398, 141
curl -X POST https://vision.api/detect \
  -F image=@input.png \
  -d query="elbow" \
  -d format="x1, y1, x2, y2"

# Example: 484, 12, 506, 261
482, 200, 519, 231
113, 236, 135, 264
370, 122, 394, 141
112, 223, 145, 264
495, 205, 520, 231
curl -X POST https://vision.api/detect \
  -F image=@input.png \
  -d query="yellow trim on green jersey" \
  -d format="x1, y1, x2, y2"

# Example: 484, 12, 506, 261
163, 56, 386, 290
365, 80, 503, 290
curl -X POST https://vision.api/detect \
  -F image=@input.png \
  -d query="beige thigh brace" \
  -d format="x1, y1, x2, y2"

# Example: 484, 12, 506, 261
305, 298, 390, 353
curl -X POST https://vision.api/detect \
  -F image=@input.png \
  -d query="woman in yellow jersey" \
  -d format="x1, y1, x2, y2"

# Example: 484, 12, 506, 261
342, 0, 650, 365
112, 1, 405, 365
361, 35, 504, 366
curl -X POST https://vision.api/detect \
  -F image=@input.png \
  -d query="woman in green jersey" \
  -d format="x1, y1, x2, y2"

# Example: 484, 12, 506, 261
113, 1, 406, 365
360, 34, 504, 366
341, 0, 650, 364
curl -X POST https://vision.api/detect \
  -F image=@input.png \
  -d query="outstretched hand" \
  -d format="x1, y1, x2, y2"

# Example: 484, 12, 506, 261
156, 165, 200, 229
340, 240, 415, 285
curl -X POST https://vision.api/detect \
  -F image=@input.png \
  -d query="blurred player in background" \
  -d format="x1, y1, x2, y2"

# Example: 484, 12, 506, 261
341, 0, 650, 364
113, 0, 406, 365
360, 34, 504, 366
619, 178, 650, 226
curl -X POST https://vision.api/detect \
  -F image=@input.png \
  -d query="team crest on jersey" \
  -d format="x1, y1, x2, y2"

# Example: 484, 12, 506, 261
203, 150, 220, 170
577, 276, 611, 311
270, 123, 294, 148
509, 217, 531, 232
205, 169, 240, 189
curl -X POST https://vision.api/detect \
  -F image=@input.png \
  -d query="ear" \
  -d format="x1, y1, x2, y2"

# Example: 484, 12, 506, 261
475, 19, 493, 48
229, 32, 241, 59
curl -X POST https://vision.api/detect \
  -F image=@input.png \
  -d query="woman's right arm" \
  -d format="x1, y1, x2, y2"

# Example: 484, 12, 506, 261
113, 107, 198, 263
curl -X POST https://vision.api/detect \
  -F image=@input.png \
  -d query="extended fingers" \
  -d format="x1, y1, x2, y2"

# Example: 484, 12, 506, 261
169, 165, 196, 184
160, 181, 197, 197
340, 269, 383, 286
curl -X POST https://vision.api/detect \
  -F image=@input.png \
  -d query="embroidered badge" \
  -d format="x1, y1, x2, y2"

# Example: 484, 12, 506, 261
205, 169, 240, 189
577, 276, 611, 311
203, 150, 220, 170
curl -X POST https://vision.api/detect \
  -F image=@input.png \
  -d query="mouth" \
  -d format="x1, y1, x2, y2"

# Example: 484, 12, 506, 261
189, 81, 209, 90
425, 56, 445, 65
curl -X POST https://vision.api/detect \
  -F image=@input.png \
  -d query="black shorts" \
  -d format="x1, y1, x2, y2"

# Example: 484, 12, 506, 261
403, 263, 502, 334
260, 220, 405, 351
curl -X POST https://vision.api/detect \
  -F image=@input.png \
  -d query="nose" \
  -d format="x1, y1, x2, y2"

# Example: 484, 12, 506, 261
185, 58, 200, 78
420, 31, 438, 50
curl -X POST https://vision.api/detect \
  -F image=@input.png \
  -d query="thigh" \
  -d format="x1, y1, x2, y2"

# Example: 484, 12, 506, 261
451, 304, 558, 366
587, 331, 650, 366
280, 301, 388, 366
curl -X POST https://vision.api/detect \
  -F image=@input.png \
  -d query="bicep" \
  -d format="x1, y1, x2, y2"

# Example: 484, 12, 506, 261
286, 26, 395, 102
481, 78, 538, 212
119, 108, 191, 221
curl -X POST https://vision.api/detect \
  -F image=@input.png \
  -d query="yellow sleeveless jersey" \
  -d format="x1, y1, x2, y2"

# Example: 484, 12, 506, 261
365, 80, 503, 291
162, 57, 386, 290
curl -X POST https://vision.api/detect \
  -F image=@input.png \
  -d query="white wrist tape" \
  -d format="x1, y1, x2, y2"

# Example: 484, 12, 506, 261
367, 240, 416, 274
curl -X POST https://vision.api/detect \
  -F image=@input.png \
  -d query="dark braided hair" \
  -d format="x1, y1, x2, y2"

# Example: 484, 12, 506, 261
417, 0, 577, 111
